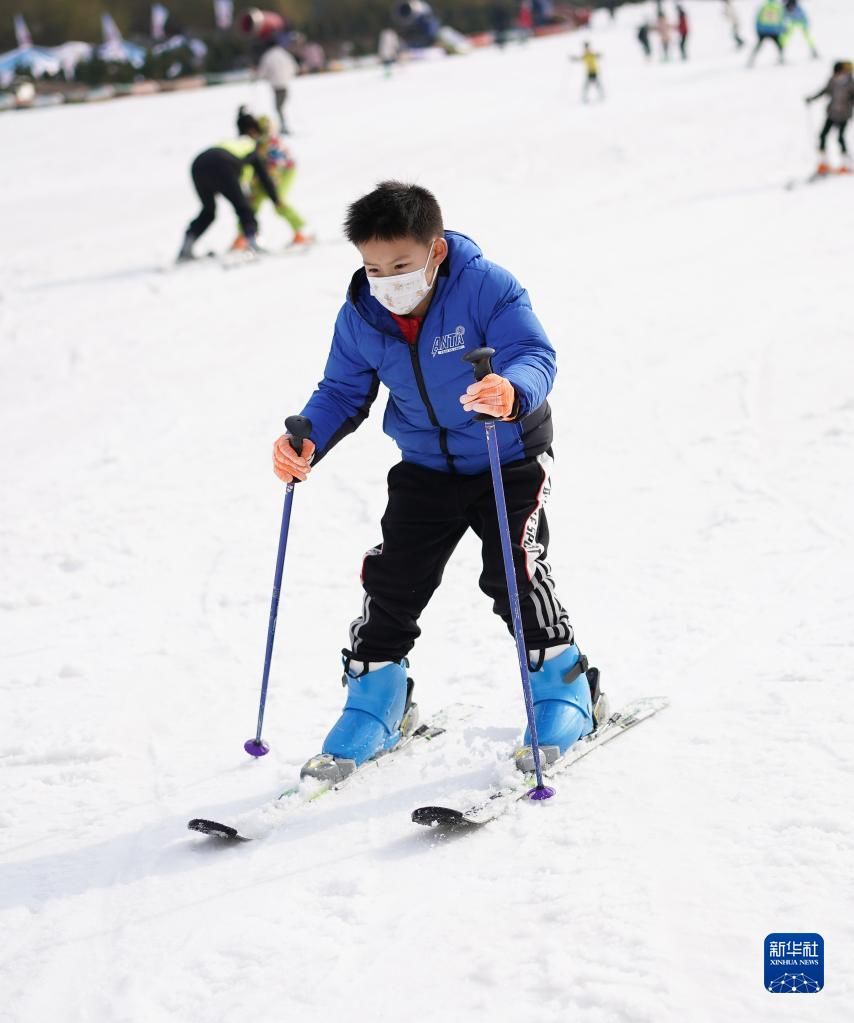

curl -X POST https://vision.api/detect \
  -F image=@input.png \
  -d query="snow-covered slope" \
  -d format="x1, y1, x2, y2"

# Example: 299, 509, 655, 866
1, 2, 852, 1020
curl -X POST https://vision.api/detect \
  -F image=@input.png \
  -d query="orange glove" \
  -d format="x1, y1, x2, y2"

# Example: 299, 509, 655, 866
459, 374, 518, 420
272, 434, 316, 483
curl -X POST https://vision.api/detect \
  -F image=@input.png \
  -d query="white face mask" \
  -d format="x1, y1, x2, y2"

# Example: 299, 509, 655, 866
367, 242, 439, 315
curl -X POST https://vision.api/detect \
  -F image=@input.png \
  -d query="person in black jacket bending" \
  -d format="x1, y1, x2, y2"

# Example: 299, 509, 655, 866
177, 107, 283, 262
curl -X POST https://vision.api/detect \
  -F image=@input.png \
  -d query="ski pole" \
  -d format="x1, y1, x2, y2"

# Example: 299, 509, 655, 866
463, 348, 555, 801
244, 414, 313, 757
804, 99, 817, 164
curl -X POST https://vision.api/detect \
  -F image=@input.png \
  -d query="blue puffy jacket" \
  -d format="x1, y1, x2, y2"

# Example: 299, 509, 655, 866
300, 231, 556, 475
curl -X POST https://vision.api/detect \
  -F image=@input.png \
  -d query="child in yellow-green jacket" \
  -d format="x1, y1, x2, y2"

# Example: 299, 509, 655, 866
233, 113, 312, 250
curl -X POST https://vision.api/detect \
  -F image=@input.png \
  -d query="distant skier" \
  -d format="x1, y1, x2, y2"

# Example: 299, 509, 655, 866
491, 3, 511, 48
256, 39, 298, 135
675, 4, 689, 60
637, 21, 652, 60
806, 60, 854, 175
271, 181, 605, 781
722, 0, 745, 50
378, 27, 401, 75
572, 41, 604, 102
748, 0, 787, 66
654, 2, 673, 62
517, 0, 534, 39
782, 1, 818, 60
177, 108, 282, 262
231, 114, 312, 250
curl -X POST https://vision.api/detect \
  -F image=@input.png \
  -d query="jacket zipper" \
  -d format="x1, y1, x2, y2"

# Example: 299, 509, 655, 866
406, 343, 455, 472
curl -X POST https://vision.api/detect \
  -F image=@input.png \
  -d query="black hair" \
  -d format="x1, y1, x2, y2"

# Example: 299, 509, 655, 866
344, 181, 444, 246
236, 105, 261, 136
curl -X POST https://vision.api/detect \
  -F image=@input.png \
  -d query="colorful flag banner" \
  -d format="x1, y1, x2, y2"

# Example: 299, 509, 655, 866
213, 0, 234, 30
151, 3, 169, 40
102, 13, 124, 47
14, 14, 32, 48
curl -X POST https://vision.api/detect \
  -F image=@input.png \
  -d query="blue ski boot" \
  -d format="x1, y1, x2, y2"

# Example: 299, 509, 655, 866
300, 659, 419, 785
514, 645, 607, 773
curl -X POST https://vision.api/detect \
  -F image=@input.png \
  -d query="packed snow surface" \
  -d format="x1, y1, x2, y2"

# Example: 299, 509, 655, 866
1, 2, 853, 1020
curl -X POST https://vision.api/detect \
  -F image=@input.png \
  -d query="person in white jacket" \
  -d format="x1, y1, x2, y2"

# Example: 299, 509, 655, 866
378, 27, 401, 77
257, 41, 298, 134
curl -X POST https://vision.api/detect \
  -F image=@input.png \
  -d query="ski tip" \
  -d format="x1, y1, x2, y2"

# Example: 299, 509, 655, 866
188, 818, 242, 840
411, 806, 479, 830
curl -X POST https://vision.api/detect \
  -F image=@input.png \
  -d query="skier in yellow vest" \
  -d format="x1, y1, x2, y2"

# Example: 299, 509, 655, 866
571, 42, 604, 103
748, 0, 787, 66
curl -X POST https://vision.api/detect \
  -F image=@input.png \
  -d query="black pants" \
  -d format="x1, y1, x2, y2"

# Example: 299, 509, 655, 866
583, 73, 604, 102
187, 149, 257, 241
750, 33, 784, 62
347, 457, 574, 664
273, 87, 288, 133
819, 118, 848, 154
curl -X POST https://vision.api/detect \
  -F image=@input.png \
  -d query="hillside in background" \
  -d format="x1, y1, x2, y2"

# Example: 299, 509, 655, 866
0, 0, 582, 52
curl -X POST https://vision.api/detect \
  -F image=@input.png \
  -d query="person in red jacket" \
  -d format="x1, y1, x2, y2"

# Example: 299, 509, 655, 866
676, 5, 690, 60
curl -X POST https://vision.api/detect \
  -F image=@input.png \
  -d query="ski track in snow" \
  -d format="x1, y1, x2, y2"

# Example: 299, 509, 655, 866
2, 2, 854, 1020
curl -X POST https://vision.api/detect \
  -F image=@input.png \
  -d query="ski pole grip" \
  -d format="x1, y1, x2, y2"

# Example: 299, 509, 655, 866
463, 346, 496, 382
284, 415, 312, 457
463, 347, 498, 422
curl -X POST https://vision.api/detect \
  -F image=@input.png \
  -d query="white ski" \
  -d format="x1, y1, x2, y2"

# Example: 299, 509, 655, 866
188, 703, 478, 841
411, 696, 669, 830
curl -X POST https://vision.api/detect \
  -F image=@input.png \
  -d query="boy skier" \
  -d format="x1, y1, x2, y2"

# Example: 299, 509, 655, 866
231, 112, 312, 250
806, 61, 854, 174
572, 42, 604, 102
272, 182, 603, 781
178, 108, 283, 262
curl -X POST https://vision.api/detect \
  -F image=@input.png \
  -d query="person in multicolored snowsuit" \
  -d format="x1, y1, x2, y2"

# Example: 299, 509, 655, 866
654, 2, 673, 61
177, 108, 281, 262
271, 181, 606, 782
806, 61, 854, 174
782, 1, 818, 60
748, 0, 787, 65
231, 114, 312, 249
571, 42, 604, 102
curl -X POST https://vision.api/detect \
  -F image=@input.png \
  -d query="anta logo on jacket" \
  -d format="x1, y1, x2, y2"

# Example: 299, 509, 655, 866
300, 231, 556, 475
432, 325, 466, 357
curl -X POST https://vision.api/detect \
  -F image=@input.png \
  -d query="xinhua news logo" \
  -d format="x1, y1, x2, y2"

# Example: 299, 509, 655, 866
764, 933, 824, 993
